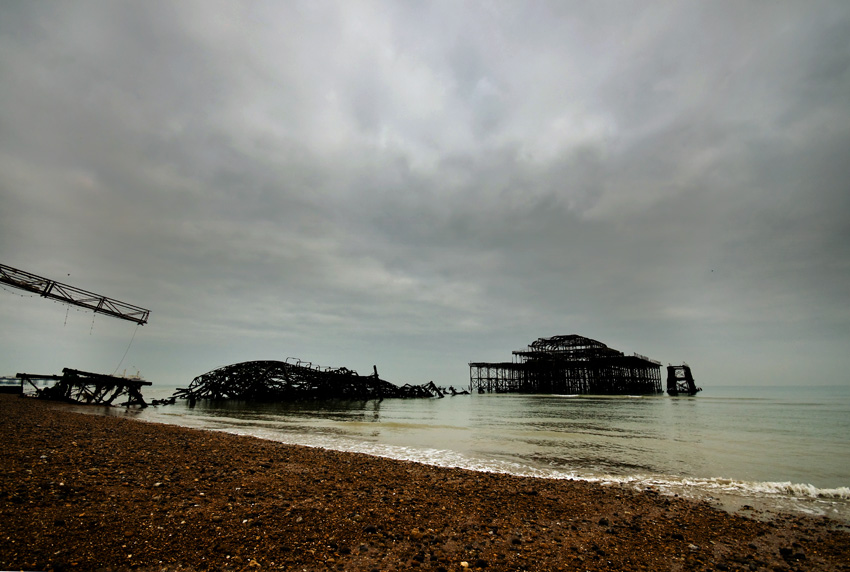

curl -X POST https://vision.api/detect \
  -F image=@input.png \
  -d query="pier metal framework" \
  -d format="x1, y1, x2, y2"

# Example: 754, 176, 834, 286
0, 263, 149, 325
164, 359, 444, 404
666, 364, 702, 396
469, 334, 663, 395
17, 368, 151, 406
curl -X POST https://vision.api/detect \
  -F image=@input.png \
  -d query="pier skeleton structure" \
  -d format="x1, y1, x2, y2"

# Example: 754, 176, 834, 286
469, 335, 663, 395
164, 359, 445, 404
16, 368, 151, 406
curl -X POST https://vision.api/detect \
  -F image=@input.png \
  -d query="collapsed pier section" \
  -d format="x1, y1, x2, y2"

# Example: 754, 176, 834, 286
17, 368, 150, 406
165, 359, 444, 404
469, 335, 663, 395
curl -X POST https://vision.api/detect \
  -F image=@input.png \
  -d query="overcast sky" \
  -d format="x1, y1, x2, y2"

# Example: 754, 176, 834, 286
2, 0, 849, 388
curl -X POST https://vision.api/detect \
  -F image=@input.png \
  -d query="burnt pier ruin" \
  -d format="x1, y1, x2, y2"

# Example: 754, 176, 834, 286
666, 364, 702, 396
469, 335, 663, 395
16, 368, 150, 406
161, 359, 444, 404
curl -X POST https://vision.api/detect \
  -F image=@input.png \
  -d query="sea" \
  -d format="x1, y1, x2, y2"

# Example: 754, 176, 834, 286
79, 384, 850, 523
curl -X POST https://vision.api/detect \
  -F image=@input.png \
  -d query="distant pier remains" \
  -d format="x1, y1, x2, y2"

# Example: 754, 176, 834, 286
469, 335, 663, 395
666, 364, 702, 396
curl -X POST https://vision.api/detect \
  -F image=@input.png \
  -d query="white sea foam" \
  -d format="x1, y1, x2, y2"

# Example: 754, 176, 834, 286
221, 425, 850, 511
691, 478, 850, 500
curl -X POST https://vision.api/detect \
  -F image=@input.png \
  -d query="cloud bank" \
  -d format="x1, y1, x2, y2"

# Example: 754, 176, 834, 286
2, 1, 849, 386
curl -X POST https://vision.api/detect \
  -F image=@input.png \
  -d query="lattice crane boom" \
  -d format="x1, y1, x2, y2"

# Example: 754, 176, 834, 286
0, 263, 149, 325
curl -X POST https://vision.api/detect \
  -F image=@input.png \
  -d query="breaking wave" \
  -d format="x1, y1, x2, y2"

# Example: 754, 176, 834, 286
686, 478, 850, 500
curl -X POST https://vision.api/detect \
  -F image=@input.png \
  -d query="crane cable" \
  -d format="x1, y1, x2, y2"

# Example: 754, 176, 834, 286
112, 322, 140, 376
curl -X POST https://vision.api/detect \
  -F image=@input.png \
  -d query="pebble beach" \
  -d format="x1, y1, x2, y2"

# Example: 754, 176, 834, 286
2, 393, 848, 572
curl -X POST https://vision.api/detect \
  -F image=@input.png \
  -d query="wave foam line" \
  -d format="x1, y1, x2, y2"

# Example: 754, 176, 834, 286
679, 477, 850, 500
221, 426, 850, 503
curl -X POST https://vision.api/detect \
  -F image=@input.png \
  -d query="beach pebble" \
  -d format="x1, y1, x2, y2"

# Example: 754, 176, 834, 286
1, 394, 847, 572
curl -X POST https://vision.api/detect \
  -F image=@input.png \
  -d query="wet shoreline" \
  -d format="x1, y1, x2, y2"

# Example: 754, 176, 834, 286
2, 394, 848, 571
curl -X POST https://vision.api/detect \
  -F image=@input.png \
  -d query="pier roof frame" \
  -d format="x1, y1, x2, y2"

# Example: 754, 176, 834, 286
514, 334, 624, 362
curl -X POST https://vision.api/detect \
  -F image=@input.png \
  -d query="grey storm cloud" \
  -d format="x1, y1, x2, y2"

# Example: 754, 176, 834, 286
1, 0, 849, 386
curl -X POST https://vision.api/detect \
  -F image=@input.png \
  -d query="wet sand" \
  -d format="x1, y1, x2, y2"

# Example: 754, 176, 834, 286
2, 394, 848, 571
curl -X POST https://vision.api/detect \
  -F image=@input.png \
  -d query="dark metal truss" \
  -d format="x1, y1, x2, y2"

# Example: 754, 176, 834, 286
666, 364, 702, 396
166, 359, 444, 403
470, 334, 664, 395
17, 368, 151, 406
0, 263, 149, 325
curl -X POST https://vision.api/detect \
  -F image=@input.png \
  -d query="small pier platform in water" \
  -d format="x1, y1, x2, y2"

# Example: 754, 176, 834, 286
469, 335, 663, 395
666, 364, 701, 396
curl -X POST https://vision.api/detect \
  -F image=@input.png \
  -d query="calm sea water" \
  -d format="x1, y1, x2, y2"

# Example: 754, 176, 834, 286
89, 384, 850, 522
